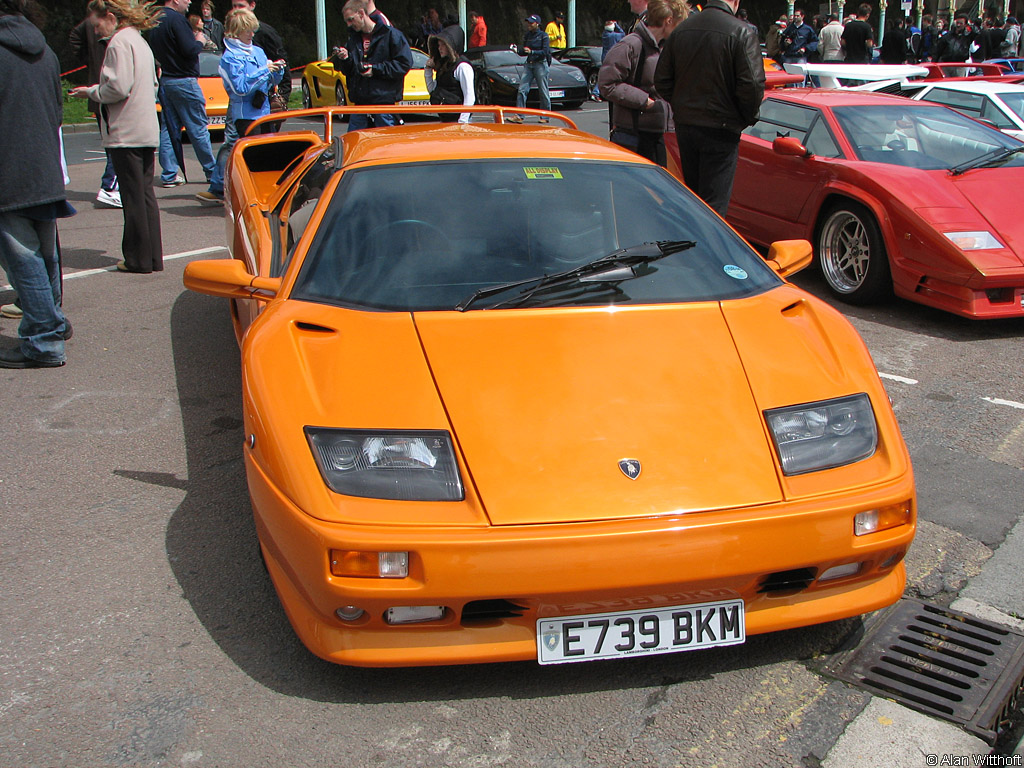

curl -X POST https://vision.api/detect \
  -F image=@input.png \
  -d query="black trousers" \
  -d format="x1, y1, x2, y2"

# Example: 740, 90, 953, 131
673, 123, 742, 218
108, 147, 163, 273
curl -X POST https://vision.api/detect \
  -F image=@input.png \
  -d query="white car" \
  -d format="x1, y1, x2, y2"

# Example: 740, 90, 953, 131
906, 80, 1024, 141
782, 62, 928, 90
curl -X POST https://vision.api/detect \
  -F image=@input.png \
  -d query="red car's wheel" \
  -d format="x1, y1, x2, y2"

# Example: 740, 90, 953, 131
816, 201, 892, 304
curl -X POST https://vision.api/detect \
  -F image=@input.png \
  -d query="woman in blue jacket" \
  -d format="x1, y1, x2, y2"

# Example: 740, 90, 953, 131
198, 8, 283, 204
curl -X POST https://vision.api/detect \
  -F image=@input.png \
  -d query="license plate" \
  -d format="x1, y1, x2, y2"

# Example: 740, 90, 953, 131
399, 99, 429, 106
209, 116, 226, 124
537, 598, 744, 665
549, 89, 565, 98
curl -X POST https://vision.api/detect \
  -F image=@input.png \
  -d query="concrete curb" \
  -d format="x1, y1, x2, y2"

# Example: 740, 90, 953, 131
822, 698, 990, 767
823, 517, 1024, 766
62, 121, 99, 134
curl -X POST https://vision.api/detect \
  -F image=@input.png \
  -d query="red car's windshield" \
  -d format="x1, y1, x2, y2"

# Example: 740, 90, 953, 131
832, 104, 1024, 169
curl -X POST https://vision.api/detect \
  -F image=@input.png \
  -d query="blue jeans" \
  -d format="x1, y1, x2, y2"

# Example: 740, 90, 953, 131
159, 77, 217, 181
157, 110, 179, 183
347, 112, 397, 131
517, 60, 551, 111
208, 116, 238, 198
0, 212, 67, 363
96, 114, 118, 191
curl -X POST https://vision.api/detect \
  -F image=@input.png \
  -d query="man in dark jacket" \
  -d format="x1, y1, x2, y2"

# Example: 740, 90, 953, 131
148, 0, 218, 184
334, 0, 412, 130
654, 0, 764, 217
782, 8, 818, 63
933, 12, 975, 71
507, 14, 551, 123
0, 0, 73, 368
70, 14, 120, 208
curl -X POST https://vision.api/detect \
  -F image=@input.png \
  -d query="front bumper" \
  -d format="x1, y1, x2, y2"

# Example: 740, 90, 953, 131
247, 450, 915, 667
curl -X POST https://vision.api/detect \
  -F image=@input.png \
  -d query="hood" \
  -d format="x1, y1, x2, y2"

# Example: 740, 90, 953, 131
414, 305, 784, 526
429, 24, 464, 59
0, 14, 46, 56
947, 168, 1024, 265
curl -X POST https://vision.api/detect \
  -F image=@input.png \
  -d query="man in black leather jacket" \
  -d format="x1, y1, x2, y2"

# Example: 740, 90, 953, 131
654, 0, 764, 217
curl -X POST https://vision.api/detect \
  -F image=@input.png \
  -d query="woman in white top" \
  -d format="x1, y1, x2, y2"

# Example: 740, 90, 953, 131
424, 26, 475, 124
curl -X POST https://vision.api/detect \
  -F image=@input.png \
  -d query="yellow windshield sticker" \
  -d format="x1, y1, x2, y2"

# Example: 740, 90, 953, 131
523, 166, 563, 179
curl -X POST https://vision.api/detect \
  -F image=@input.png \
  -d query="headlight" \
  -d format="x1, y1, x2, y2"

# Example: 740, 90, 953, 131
764, 394, 877, 475
306, 428, 464, 501
943, 231, 1004, 250
498, 73, 520, 85
569, 69, 586, 82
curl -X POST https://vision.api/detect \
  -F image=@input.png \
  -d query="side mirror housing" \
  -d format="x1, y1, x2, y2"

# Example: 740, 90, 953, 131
183, 258, 281, 300
766, 239, 813, 278
773, 136, 810, 157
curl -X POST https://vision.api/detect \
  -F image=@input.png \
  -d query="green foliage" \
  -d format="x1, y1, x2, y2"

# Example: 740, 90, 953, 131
61, 79, 92, 124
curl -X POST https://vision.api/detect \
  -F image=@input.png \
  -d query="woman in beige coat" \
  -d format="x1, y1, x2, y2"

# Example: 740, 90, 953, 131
70, 0, 163, 273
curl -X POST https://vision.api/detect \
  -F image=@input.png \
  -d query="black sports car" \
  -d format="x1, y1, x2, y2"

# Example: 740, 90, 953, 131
553, 45, 603, 93
466, 46, 588, 110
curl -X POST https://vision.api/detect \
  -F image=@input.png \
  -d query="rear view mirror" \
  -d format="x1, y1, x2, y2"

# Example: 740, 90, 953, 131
765, 240, 813, 278
773, 136, 810, 157
183, 258, 281, 300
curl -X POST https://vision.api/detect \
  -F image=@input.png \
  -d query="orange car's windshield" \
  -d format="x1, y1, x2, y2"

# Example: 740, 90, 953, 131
291, 159, 782, 311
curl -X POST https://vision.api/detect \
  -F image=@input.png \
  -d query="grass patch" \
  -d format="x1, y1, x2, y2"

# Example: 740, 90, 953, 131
62, 80, 93, 124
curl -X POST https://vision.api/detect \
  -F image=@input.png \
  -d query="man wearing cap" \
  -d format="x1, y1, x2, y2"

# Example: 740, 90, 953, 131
546, 11, 567, 49
507, 14, 551, 122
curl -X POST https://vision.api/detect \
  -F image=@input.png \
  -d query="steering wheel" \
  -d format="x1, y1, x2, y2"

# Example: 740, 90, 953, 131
360, 219, 451, 254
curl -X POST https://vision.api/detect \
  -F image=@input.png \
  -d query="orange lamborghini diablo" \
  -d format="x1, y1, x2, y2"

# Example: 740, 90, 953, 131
184, 106, 916, 667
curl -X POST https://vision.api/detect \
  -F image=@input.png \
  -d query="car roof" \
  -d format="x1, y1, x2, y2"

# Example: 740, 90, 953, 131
918, 80, 1024, 95
338, 122, 648, 168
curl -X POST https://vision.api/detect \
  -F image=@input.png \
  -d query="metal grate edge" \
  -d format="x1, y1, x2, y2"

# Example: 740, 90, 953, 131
822, 598, 1024, 746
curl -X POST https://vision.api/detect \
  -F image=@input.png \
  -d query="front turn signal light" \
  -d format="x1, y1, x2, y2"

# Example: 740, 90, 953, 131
330, 550, 409, 578
854, 502, 912, 536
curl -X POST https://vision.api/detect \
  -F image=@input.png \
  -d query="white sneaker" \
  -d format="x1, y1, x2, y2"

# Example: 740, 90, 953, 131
160, 174, 186, 188
1, 302, 23, 319
95, 188, 122, 208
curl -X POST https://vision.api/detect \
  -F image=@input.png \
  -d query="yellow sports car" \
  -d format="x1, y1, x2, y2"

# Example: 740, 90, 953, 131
301, 48, 430, 109
184, 105, 915, 668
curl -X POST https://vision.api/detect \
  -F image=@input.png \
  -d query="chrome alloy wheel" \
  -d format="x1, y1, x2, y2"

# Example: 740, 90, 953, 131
819, 208, 872, 294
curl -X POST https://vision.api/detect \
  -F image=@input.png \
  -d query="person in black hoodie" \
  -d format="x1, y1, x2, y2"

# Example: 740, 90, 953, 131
334, 0, 412, 130
425, 25, 475, 123
0, 0, 73, 368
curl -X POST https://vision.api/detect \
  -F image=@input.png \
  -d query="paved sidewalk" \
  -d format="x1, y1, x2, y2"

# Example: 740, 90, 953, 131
822, 514, 1024, 766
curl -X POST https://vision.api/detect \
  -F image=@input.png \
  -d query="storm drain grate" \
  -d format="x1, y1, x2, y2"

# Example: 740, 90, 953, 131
824, 598, 1024, 746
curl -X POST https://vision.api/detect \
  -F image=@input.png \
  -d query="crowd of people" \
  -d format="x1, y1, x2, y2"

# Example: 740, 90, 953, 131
763, 4, 1022, 66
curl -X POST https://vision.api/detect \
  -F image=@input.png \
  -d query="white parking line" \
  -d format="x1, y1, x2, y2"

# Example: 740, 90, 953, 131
0, 246, 227, 291
879, 372, 919, 385
982, 397, 1024, 410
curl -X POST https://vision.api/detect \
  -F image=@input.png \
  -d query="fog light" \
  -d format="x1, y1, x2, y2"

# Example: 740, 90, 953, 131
819, 562, 861, 581
854, 502, 911, 536
880, 549, 907, 569
330, 550, 409, 578
336, 605, 365, 621
385, 606, 445, 625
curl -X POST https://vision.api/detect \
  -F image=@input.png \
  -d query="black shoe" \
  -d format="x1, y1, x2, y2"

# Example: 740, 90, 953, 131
0, 347, 65, 368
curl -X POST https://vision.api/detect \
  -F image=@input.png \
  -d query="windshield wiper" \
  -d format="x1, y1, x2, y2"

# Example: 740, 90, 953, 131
455, 240, 696, 311
949, 145, 1024, 176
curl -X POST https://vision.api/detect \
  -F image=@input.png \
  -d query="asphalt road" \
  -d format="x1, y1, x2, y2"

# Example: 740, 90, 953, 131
1, 110, 1022, 767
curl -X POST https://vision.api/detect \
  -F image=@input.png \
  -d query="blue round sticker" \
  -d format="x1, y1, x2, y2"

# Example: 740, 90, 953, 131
723, 265, 748, 280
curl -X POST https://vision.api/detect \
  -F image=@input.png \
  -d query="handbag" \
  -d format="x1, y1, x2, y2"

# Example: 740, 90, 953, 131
269, 87, 288, 113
